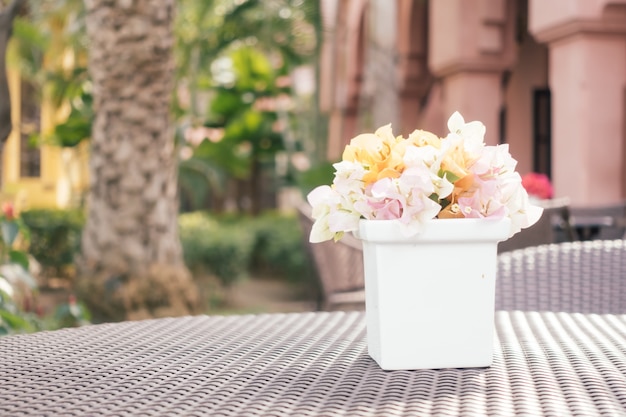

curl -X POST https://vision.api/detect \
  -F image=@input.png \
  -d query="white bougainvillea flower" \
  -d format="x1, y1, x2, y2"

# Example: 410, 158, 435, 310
307, 184, 363, 242
471, 144, 517, 178
447, 111, 486, 153
307, 185, 333, 218
403, 142, 439, 168
327, 208, 361, 235
332, 160, 367, 195
306, 111, 543, 243
402, 143, 453, 200
498, 173, 543, 236
306, 185, 336, 242
435, 173, 454, 201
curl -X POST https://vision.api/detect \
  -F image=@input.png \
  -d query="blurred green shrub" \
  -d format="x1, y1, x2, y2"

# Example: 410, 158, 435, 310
179, 211, 314, 286
179, 212, 255, 288
21, 209, 85, 278
251, 211, 313, 283
52, 295, 92, 329
0, 276, 91, 336
294, 161, 336, 196
0, 281, 41, 335
0, 287, 92, 336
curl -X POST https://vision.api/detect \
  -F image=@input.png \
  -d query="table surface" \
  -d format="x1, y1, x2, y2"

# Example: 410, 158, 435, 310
2, 311, 626, 417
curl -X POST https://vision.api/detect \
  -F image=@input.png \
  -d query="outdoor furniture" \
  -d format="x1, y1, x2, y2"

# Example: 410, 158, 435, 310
496, 239, 626, 313
567, 200, 626, 241
2, 310, 626, 416
297, 204, 365, 310
498, 197, 573, 253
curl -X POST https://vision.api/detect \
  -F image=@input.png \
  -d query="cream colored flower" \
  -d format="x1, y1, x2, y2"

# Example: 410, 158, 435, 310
306, 112, 543, 243
342, 124, 404, 185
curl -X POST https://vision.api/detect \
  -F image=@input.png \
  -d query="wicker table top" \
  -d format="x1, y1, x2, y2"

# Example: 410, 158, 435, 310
1, 311, 626, 416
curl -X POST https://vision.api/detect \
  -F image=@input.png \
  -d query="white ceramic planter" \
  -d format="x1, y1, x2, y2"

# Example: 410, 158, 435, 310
355, 217, 511, 370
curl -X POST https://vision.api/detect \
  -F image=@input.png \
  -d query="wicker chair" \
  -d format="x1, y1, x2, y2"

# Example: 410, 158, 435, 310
297, 204, 365, 311
496, 239, 626, 313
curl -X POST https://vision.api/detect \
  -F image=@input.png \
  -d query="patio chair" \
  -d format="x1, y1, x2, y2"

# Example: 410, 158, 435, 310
297, 204, 365, 311
496, 239, 626, 314
498, 197, 573, 253
567, 200, 626, 241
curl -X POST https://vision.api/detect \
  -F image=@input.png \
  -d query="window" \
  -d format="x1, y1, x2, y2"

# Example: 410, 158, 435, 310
533, 88, 551, 178
19, 80, 41, 178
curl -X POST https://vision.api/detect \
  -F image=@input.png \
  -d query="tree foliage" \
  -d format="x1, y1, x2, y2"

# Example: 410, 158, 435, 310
8, 0, 322, 212
175, 0, 321, 214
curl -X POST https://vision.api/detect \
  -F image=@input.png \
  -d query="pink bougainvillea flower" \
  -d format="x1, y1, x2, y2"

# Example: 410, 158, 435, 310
306, 111, 543, 243
369, 178, 405, 219
369, 198, 403, 220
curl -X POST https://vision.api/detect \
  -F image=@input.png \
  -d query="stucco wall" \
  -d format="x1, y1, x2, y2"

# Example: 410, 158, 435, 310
320, 0, 626, 205
504, 35, 549, 175
529, 0, 626, 204
529, 0, 626, 36
548, 34, 626, 203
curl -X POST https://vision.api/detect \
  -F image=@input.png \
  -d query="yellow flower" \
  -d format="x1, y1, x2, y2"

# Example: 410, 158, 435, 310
393, 129, 441, 165
437, 202, 464, 219
448, 173, 476, 204
342, 124, 404, 185
406, 129, 441, 148
440, 139, 472, 180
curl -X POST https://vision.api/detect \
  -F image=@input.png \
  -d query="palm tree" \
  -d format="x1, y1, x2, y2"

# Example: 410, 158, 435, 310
0, 0, 25, 144
78, 0, 200, 321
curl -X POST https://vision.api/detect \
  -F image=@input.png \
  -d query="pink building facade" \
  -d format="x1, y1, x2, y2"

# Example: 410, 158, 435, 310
318, 0, 626, 207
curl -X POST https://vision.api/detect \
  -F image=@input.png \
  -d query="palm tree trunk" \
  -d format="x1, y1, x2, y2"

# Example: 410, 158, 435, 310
78, 0, 200, 321
0, 0, 25, 144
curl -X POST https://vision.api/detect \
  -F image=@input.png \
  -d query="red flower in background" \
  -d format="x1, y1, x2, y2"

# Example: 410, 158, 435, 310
522, 173, 553, 200
2, 202, 15, 221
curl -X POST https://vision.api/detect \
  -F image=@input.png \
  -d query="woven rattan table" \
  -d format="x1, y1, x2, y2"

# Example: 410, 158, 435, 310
2, 311, 626, 416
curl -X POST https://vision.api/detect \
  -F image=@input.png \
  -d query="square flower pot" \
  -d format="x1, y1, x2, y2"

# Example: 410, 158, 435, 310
355, 217, 511, 370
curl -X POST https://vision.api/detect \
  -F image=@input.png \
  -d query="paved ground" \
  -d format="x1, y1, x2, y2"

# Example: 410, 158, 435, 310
223, 276, 317, 314
37, 274, 318, 321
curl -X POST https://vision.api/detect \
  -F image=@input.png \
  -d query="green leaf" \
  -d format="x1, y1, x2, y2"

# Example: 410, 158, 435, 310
53, 111, 92, 147
295, 161, 336, 195
194, 139, 250, 178
210, 88, 246, 116
230, 47, 275, 91
1, 221, 19, 247
439, 169, 461, 183
0, 310, 36, 333
8, 250, 29, 270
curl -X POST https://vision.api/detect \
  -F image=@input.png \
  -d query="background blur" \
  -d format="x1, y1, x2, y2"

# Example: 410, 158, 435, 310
1, 0, 625, 333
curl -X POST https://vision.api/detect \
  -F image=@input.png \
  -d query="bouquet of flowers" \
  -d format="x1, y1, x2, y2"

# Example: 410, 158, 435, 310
307, 112, 543, 243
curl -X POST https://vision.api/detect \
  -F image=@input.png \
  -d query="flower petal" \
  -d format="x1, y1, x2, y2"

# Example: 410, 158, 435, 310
447, 111, 465, 134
